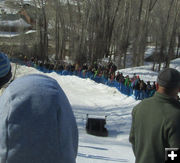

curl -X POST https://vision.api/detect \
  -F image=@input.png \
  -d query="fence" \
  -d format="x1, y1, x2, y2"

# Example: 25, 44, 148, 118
10, 58, 155, 100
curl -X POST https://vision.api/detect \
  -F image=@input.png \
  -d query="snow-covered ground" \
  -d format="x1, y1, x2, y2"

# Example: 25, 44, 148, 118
0, 18, 31, 27
10, 58, 180, 163
0, 30, 36, 38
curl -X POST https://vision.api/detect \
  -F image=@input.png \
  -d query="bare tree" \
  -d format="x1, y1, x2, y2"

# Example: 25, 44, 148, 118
2, 0, 180, 68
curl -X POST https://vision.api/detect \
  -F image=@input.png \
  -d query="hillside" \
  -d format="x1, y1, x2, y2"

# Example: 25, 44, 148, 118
9, 58, 180, 163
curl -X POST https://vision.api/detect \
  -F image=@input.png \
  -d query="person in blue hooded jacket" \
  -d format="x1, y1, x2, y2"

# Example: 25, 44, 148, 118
0, 74, 78, 163
0, 52, 12, 95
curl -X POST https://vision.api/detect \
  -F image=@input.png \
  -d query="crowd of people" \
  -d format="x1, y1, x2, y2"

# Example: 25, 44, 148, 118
115, 72, 157, 99
1, 53, 180, 163
12, 56, 158, 100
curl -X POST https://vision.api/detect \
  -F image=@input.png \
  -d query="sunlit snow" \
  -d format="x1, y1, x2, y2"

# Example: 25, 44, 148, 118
10, 58, 180, 163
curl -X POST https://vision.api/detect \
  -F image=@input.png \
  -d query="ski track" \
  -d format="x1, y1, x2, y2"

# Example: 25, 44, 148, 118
11, 58, 180, 163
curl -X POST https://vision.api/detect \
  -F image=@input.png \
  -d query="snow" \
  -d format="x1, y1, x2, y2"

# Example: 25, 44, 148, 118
25, 30, 36, 34
0, 1, 19, 14
144, 46, 155, 59
0, 18, 31, 27
10, 58, 180, 163
0, 31, 20, 37
0, 30, 36, 38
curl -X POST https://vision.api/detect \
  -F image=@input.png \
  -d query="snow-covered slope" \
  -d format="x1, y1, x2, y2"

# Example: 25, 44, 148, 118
10, 58, 180, 163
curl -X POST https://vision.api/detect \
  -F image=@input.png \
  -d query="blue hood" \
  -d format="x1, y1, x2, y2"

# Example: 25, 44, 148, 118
0, 74, 78, 163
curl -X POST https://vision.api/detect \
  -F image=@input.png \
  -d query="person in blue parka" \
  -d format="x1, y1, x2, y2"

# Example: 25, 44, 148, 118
0, 74, 78, 163
0, 52, 12, 94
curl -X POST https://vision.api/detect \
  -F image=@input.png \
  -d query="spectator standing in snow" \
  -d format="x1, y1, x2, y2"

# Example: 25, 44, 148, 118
0, 52, 12, 95
0, 74, 78, 163
129, 68, 180, 163
152, 81, 157, 90
146, 81, 151, 97
134, 79, 140, 100
115, 72, 121, 82
139, 80, 146, 99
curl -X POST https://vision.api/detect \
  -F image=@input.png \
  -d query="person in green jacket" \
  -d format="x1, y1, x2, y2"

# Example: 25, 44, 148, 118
129, 68, 180, 163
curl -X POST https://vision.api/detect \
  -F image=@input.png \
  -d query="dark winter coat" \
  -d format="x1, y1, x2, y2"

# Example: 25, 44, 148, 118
134, 80, 140, 90
0, 74, 78, 163
129, 92, 180, 163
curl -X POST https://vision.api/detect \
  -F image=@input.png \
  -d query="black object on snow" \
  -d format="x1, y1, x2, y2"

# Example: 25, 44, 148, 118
86, 114, 108, 137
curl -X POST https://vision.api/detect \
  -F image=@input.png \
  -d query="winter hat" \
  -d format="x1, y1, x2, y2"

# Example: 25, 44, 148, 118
0, 52, 12, 88
157, 68, 180, 89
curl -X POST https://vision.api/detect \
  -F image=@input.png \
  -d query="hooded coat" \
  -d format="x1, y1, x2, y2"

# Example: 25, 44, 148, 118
0, 74, 78, 163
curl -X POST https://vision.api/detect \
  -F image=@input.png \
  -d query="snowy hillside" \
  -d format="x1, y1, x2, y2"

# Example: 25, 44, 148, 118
10, 58, 180, 163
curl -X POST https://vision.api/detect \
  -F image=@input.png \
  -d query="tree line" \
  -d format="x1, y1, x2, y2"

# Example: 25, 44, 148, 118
5, 0, 180, 70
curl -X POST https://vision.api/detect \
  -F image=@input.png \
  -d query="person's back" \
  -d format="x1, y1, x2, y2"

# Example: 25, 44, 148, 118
129, 68, 180, 163
130, 92, 180, 163
0, 74, 78, 163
